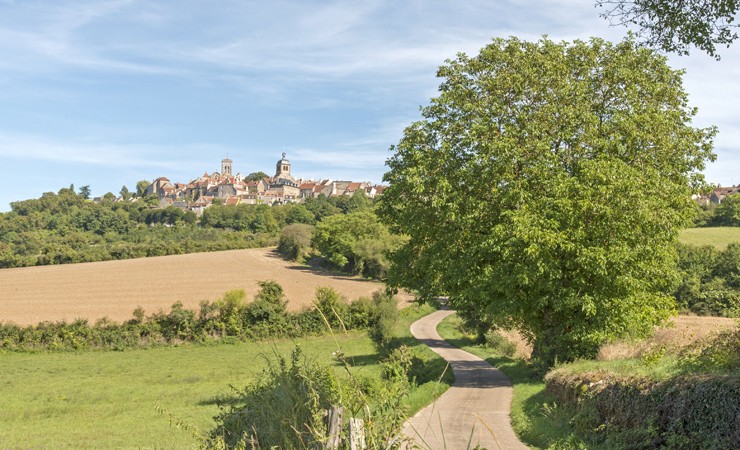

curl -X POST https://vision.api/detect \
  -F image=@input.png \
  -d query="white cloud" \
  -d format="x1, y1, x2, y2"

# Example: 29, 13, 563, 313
0, 133, 225, 172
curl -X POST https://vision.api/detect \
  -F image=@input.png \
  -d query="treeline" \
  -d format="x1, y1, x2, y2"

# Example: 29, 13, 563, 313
0, 282, 394, 352
695, 193, 740, 226
0, 186, 376, 269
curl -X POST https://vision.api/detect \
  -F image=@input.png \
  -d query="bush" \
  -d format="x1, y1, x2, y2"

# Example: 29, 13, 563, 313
546, 330, 740, 450
313, 286, 348, 330
208, 347, 410, 449
369, 291, 399, 353
485, 329, 517, 357
679, 329, 740, 373
208, 348, 342, 448
277, 223, 314, 261
345, 296, 374, 329
244, 281, 289, 337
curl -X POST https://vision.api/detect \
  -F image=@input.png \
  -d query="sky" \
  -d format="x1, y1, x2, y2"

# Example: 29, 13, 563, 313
0, 0, 737, 211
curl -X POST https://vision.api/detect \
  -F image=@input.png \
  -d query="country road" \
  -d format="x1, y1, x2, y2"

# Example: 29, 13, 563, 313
402, 309, 529, 449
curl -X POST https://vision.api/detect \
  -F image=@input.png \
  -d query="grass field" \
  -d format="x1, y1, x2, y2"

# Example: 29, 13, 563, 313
0, 304, 446, 448
679, 226, 740, 249
0, 247, 411, 325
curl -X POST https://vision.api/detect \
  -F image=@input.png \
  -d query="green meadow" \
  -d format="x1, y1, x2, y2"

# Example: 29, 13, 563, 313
679, 226, 740, 249
0, 304, 446, 448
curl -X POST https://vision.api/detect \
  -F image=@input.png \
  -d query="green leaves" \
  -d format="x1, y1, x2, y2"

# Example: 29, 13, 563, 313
597, 0, 740, 59
380, 36, 715, 368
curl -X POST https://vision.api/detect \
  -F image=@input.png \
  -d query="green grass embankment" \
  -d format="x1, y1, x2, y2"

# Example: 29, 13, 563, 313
0, 303, 448, 448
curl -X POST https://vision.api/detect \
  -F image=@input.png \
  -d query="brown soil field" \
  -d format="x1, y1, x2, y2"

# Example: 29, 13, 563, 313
0, 248, 411, 326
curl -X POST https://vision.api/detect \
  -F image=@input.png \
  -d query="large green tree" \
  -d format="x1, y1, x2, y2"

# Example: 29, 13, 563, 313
597, 0, 739, 59
379, 36, 716, 368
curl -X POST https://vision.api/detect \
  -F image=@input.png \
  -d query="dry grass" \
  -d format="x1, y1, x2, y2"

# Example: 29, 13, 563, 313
499, 329, 533, 359
597, 315, 738, 361
492, 316, 738, 362
0, 248, 411, 326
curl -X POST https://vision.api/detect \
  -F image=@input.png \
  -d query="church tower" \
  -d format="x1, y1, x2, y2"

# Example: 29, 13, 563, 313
221, 157, 233, 177
275, 152, 294, 181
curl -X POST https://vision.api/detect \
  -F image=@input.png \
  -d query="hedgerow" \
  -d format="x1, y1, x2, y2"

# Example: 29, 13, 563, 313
0, 282, 390, 352
545, 330, 740, 449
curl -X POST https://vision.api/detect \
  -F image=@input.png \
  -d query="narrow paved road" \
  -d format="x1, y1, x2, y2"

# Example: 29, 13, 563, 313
402, 309, 529, 449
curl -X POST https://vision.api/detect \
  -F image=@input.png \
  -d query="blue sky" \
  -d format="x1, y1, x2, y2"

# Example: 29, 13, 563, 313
0, 0, 737, 210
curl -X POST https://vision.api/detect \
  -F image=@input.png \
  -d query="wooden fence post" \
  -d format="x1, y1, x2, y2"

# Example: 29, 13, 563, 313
325, 405, 344, 449
348, 418, 366, 450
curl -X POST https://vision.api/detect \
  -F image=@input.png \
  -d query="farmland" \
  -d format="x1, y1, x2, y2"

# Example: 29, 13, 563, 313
0, 247, 409, 326
679, 226, 740, 249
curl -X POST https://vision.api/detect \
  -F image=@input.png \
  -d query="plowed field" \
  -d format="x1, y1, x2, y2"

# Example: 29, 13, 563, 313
0, 248, 409, 325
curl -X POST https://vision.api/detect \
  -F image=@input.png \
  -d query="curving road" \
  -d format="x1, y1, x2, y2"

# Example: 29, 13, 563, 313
402, 309, 529, 449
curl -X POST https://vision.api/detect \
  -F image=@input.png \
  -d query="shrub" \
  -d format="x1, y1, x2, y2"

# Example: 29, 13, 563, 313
208, 347, 410, 449
313, 287, 347, 329
0, 282, 382, 353
208, 348, 342, 448
244, 281, 289, 337
485, 329, 517, 357
546, 351, 740, 450
369, 291, 399, 353
679, 328, 740, 373
345, 296, 374, 329
277, 223, 314, 261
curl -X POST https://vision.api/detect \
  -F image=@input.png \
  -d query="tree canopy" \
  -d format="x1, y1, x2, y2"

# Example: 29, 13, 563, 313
597, 0, 740, 58
379, 36, 716, 368
244, 171, 269, 181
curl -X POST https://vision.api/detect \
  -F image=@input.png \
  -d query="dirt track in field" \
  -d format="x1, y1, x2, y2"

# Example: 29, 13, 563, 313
0, 248, 409, 326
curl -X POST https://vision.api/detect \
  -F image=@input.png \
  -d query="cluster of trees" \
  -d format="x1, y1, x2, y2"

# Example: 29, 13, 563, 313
695, 194, 740, 226
277, 209, 405, 280
0, 188, 273, 268
0, 185, 383, 269
675, 243, 740, 317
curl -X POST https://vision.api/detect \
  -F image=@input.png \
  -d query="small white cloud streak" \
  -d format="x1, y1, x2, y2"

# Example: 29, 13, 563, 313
289, 148, 386, 169
0, 133, 228, 172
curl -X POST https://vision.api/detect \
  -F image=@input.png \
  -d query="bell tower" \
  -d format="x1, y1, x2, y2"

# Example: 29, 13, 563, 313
275, 152, 293, 180
221, 157, 233, 177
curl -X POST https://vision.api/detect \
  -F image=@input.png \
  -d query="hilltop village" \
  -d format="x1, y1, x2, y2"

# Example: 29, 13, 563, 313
138, 154, 386, 215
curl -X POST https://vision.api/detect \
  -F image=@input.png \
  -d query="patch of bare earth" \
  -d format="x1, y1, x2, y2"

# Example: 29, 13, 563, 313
0, 248, 411, 326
